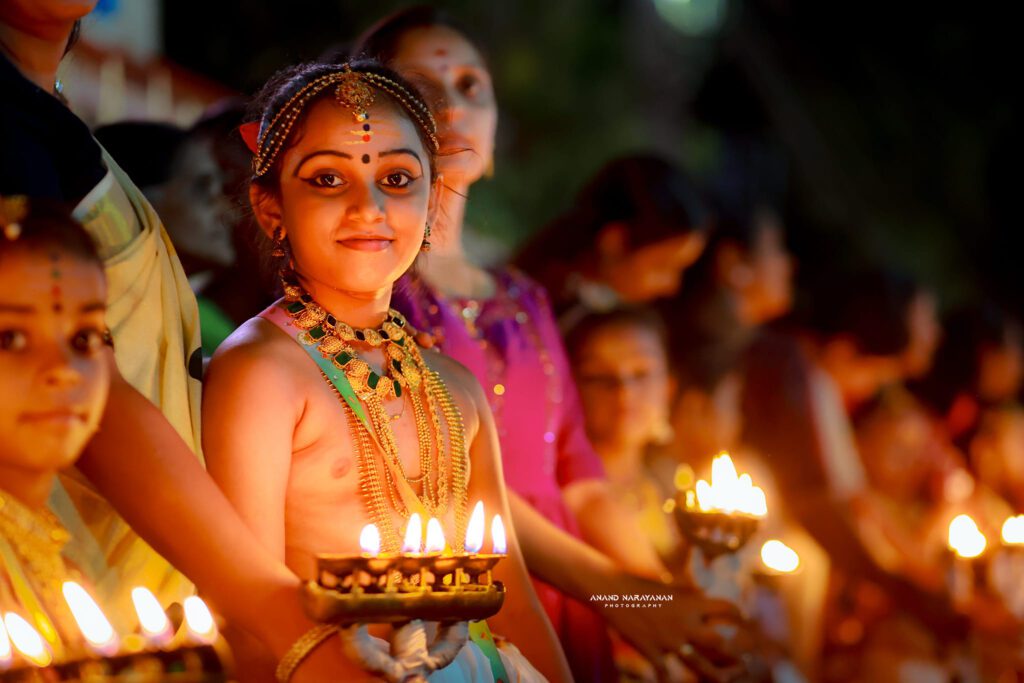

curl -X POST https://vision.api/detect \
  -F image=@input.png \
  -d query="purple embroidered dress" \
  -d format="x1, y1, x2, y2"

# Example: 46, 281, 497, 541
393, 268, 615, 680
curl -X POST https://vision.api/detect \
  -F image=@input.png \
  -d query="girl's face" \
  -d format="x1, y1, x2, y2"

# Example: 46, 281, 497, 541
391, 25, 497, 186
602, 231, 707, 303
857, 404, 933, 500
574, 323, 670, 450
0, 246, 109, 481
0, 0, 97, 31
254, 98, 435, 296
978, 328, 1024, 402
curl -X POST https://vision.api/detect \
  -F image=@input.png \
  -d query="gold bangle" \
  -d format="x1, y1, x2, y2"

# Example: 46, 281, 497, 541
276, 624, 338, 683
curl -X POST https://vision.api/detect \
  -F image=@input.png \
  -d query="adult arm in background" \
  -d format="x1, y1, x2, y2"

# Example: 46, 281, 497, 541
509, 491, 741, 673
80, 352, 359, 681
451, 356, 574, 683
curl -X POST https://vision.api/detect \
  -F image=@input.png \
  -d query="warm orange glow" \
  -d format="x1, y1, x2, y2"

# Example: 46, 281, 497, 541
694, 453, 768, 517
402, 514, 424, 554
465, 501, 485, 554
491, 515, 507, 555
183, 597, 218, 644
62, 581, 118, 655
761, 540, 800, 573
948, 514, 987, 558
425, 517, 447, 553
1002, 515, 1024, 545
131, 587, 171, 645
2, 613, 52, 667
359, 524, 382, 556
1, 615, 12, 667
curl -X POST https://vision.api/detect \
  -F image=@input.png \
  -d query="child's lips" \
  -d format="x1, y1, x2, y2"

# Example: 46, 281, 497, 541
337, 237, 393, 252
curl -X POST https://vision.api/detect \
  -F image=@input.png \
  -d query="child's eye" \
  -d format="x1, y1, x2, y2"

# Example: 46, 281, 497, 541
381, 172, 412, 189
458, 75, 481, 98
0, 329, 27, 352
309, 173, 345, 188
71, 328, 105, 355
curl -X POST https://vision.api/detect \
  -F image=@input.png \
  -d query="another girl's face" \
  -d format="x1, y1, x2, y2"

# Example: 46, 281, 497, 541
574, 323, 670, 449
0, 246, 109, 477
265, 98, 433, 295
391, 25, 497, 186
978, 327, 1024, 402
605, 232, 706, 303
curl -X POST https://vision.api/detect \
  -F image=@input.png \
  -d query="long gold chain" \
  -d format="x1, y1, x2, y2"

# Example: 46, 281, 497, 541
287, 279, 469, 549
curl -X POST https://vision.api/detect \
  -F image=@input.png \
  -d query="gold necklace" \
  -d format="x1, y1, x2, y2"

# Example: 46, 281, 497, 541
281, 280, 468, 552
0, 490, 81, 654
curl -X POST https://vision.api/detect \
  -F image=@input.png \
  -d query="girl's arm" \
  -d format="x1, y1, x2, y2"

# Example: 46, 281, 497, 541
80, 350, 364, 680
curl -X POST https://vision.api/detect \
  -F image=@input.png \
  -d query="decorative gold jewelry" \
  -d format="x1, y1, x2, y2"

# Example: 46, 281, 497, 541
0, 490, 80, 656
275, 623, 339, 683
271, 226, 287, 258
0, 195, 28, 240
281, 279, 469, 552
421, 223, 432, 253
253, 64, 439, 177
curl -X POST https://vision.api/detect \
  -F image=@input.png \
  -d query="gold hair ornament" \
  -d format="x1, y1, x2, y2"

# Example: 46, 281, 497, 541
253, 64, 439, 177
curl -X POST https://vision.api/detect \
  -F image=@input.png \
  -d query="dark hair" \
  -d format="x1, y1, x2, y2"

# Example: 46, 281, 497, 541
351, 6, 477, 67
516, 154, 707, 294
911, 303, 1022, 415
665, 192, 783, 343
247, 59, 438, 192
564, 306, 668, 367
64, 19, 82, 56
0, 197, 102, 268
802, 266, 920, 357
93, 122, 186, 189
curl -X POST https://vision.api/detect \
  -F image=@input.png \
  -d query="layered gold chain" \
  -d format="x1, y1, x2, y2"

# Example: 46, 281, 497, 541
283, 282, 468, 551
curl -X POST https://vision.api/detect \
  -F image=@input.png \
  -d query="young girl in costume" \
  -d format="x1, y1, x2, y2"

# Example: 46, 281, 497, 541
202, 60, 568, 682
0, 197, 110, 661
2, 8, 349, 677
352, 10, 739, 681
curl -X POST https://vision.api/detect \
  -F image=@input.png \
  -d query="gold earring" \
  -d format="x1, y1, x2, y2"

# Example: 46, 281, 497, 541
421, 223, 432, 252
271, 226, 286, 258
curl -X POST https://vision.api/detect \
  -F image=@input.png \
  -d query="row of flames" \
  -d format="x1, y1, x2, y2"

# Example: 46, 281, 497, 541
0, 583, 216, 669
948, 513, 1024, 559
359, 501, 507, 557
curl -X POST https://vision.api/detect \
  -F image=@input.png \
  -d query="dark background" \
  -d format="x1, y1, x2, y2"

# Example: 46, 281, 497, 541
164, 0, 1021, 310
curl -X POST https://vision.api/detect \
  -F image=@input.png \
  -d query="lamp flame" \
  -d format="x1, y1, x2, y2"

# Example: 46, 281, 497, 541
2, 613, 52, 667
465, 502, 485, 554
131, 587, 171, 645
491, 515, 507, 555
359, 524, 382, 556
693, 453, 767, 517
425, 518, 447, 553
62, 581, 118, 655
948, 514, 987, 558
761, 540, 800, 573
183, 596, 218, 644
402, 513, 423, 554
1, 616, 12, 667
1002, 515, 1024, 545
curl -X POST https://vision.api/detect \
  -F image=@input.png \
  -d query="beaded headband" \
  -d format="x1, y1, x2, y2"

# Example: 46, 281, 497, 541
0, 195, 28, 241
249, 64, 439, 177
